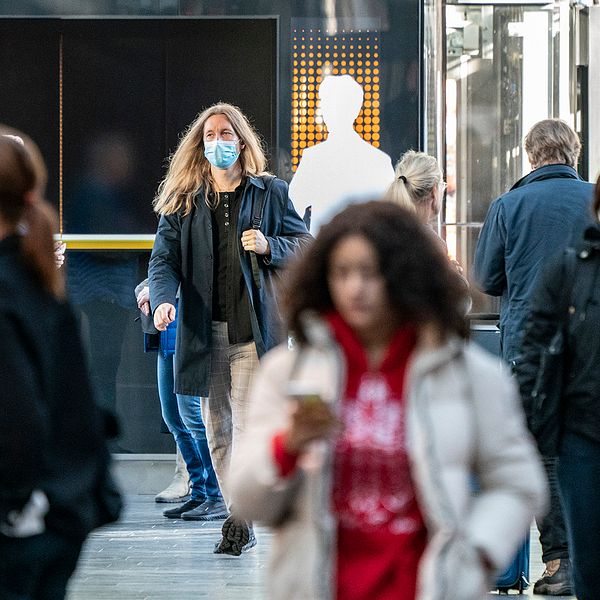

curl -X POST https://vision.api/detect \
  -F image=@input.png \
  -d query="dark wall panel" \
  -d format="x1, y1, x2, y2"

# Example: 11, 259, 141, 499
165, 20, 277, 157
63, 22, 166, 234
0, 20, 60, 210
0, 17, 277, 234
0, 17, 277, 454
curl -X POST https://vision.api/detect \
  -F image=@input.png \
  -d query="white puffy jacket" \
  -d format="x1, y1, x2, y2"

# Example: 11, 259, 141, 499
230, 319, 547, 600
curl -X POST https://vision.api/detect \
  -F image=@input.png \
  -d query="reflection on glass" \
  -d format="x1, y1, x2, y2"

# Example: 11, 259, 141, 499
67, 132, 139, 233
65, 251, 172, 453
444, 3, 565, 313
443, 224, 500, 315
67, 250, 140, 417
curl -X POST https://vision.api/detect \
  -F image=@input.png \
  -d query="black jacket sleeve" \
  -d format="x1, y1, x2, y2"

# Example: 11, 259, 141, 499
0, 313, 48, 518
148, 212, 182, 312
513, 255, 568, 418
42, 303, 121, 535
134, 277, 158, 335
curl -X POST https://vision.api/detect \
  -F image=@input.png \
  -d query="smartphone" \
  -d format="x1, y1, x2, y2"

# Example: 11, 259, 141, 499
286, 382, 325, 406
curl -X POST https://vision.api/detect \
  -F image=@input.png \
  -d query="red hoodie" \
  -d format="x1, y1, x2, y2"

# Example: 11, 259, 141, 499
273, 313, 427, 600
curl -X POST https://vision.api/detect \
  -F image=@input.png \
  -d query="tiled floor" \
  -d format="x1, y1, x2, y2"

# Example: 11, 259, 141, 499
66, 495, 575, 599
66, 495, 271, 600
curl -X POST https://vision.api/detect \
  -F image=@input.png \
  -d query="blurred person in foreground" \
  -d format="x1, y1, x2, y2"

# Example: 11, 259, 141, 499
4, 134, 66, 270
230, 201, 546, 600
0, 129, 120, 600
515, 174, 600, 600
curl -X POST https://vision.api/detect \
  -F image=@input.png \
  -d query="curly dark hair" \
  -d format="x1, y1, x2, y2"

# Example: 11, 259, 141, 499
281, 201, 469, 342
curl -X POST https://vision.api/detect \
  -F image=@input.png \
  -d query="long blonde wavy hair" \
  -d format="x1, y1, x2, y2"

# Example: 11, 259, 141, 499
153, 103, 269, 215
385, 150, 444, 222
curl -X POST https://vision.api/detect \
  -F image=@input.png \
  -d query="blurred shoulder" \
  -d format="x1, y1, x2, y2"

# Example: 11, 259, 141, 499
462, 341, 510, 383
259, 343, 296, 375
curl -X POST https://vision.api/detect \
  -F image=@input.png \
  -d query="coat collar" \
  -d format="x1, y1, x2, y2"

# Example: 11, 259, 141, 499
247, 175, 267, 190
409, 326, 464, 377
194, 175, 268, 199
509, 164, 581, 191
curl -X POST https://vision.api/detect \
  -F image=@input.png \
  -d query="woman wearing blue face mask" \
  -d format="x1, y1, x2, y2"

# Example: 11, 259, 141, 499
149, 103, 311, 555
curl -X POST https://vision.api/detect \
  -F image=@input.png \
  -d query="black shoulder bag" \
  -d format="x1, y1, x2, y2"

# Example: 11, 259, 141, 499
528, 248, 577, 456
249, 176, 275, 289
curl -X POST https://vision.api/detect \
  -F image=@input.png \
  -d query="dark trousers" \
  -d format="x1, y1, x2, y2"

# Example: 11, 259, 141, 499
558, 432, 600, 600
0, 531, 83, 600
536, 456, 569, 563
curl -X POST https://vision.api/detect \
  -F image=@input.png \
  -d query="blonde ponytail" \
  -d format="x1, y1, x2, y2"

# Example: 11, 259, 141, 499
385, 174, 418, 214
385, 150, 443, 221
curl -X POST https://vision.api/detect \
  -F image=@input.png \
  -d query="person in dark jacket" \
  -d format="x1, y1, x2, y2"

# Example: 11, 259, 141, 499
0, 129, 120, 599
515, 174, 600, 600
473, 118, 593, 595
148, 103, 311, 555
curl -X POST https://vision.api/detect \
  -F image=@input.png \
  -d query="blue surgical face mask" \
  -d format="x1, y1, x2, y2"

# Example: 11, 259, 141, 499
204, 140, 240, 170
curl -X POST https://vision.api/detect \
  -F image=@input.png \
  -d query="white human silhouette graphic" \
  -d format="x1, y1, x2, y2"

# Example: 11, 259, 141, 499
289, 74, 395, 233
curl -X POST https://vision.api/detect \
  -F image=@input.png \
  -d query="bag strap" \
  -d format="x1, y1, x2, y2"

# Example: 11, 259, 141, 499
547, 247, 577, 357
250, 176, 276, 289
559, 248, 577, 322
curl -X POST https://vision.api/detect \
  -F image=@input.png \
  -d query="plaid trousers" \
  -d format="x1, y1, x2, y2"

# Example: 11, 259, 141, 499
201, 321, 259, 507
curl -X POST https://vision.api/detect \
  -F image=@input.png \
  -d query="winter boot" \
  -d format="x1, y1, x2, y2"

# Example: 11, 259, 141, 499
154, 446, 191, 503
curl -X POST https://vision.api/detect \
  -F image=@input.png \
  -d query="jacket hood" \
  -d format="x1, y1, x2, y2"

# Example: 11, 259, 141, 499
509, 164, 581, 191
299, 310, 465, 377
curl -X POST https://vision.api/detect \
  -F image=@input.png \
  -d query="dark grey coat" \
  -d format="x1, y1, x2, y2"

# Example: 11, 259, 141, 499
148, 176, 312, 396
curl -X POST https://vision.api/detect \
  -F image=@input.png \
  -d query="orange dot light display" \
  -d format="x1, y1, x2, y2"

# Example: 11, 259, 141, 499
291, 28, 381, 171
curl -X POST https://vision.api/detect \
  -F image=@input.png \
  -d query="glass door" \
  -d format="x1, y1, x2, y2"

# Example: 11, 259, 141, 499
443, 1, 575, 312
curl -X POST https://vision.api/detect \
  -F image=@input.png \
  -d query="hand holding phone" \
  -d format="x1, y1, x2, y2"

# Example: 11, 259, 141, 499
283, 383, 339, 454
287, 385, 326, 407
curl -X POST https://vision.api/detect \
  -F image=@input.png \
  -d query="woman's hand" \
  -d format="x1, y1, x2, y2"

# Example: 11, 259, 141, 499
241, 229, 270, 256
54, 241, 66, 269
282, 400, 340, 455
154, 302, 176, 331
450, 259, 464, 276
136, 286, 150, 316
